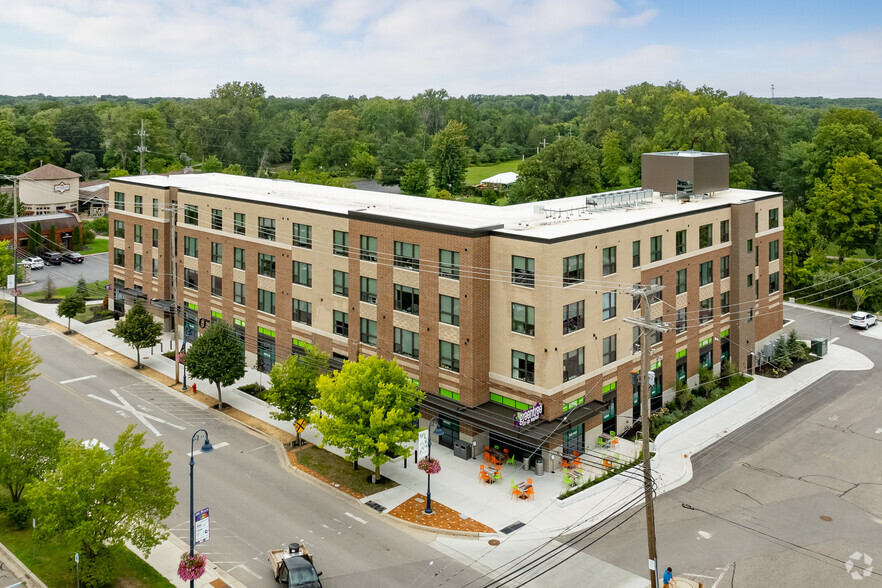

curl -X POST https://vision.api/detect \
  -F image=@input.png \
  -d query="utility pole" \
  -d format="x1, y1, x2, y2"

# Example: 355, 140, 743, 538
625, 283, 668, 588
771, 84, 775, 99
2, 174, 20, 316
135, 119, 149, 176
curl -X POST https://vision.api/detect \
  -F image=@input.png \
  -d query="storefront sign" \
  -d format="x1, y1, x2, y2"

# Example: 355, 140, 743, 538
54, 181, 70, 194
514, 403, 543, 427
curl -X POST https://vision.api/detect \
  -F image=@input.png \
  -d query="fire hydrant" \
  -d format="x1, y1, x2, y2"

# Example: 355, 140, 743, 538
192, 383, 197, 394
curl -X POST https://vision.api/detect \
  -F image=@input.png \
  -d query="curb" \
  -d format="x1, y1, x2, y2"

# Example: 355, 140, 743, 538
0, 540, 49, 588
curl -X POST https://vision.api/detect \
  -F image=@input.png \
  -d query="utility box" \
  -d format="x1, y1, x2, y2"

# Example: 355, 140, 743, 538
453, 439, 472, 460
811, 338, 828, 357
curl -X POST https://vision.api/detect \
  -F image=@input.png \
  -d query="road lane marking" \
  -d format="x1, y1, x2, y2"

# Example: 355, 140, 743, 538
59, 375, 97, 384
228, 564, 263, 579
345, 512, 368, 524
189, 441, 229, 457
242, 443, 270, 454
830, 337, 840, 344
88, 389, 187, 436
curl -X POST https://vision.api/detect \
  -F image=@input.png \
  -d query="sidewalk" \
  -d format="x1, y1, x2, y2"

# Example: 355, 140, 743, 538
4, 293, 873, 587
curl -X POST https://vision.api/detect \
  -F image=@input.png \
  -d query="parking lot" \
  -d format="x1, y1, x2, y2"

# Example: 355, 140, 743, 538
19, 251, 108, 295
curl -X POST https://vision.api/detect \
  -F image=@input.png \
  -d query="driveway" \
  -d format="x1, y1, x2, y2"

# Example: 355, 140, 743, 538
20, 252, 108, 295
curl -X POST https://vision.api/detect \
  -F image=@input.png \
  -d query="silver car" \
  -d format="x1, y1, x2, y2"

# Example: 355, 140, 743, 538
849, 311, 876, 329
23, 256, 44, 270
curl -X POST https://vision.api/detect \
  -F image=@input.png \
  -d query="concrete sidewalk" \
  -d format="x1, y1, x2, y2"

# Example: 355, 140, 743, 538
4, 293, 872, 587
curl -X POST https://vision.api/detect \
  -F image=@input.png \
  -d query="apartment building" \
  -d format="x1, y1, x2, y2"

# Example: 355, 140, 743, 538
108, 151, 783, 464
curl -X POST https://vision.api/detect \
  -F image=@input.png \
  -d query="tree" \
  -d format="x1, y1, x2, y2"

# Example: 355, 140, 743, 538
377, 132, 421, 186
0, 317, 42, 412
430, 120, 469, 194
266, 348, 329, 444
29, 221, 43, 251
44, 275, 56, 301
510, 136, 601, 202
54, 105, 103, 164
69, 151, 97, 181
76, 276, 89, 296
57, 294, 85, 333
600, 130, 627, 188
48, 224, 57, 251
400, 159, 431, 195
312, 356, 424, 480
0, 411, 65, 502
201, 154, 223, 173
30, 426, 177, 586
221, 163, 245, 175
110, 301, 162, 369
71, 225, 82, 250
770, 335, 792, 371
350, 148, 378, 179
184, 319, 245, 409
729, 161, 756, 189
0, 188, 25, 219
853, 287, 868, 311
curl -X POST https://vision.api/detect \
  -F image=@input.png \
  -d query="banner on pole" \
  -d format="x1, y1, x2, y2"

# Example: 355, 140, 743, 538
194, 507, 210, 544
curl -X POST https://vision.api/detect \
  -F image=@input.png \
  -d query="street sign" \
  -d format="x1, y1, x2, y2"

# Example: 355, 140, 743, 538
194, 507, 210, 544
294, 419, 306, 433
417, 429, 428, 459
10, 289, 22, 297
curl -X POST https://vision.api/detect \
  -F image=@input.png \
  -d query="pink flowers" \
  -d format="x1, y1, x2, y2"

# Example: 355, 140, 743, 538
418, 457, 441, 474
177, 552, 207, 581
176, 352, 187, 363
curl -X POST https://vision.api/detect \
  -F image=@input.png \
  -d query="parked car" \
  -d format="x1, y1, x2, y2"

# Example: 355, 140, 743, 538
39, 251, 63, 265
62, 251, 85, 263
849, 311, 877, 329
22, 256, 44, 270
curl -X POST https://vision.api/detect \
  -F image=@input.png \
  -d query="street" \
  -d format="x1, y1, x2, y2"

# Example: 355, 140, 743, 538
579, 307, 882, 586
17, 324, 481, 588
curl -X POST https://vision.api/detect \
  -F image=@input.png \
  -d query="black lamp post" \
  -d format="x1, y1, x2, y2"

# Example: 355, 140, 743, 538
424, 417, 444, 515
189, 429, 213, 588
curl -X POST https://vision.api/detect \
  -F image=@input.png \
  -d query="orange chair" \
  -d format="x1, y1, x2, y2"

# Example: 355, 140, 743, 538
479, 468, 490, 484
524, 486, 535, 501
561, 458, 571, 470
602, 458, 612, 470
510, 479, 523, 500
611, 437, 619, 450
483, 450, 492, 464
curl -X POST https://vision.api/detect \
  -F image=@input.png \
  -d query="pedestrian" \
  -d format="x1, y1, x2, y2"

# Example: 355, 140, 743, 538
663, 566, 673, 588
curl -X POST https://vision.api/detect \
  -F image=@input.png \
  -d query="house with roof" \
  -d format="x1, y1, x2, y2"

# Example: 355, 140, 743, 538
18, 163, 80, 214
79, 180, 109, 217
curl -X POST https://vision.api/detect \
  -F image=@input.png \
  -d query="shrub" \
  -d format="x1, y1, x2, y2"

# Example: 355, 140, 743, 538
7, 499, 32, 529
697, 367, 715, 396
77, 549, 114, 588
720, 359, 734, 387
675, 386, 693, 410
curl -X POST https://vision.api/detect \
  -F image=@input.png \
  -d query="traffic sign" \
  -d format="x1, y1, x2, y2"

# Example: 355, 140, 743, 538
10, 289, 22, 297
295, 419, 306, 433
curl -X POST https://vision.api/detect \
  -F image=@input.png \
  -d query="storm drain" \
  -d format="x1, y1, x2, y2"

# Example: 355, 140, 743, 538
364, 500, 386, 513
499, 522, 525, 534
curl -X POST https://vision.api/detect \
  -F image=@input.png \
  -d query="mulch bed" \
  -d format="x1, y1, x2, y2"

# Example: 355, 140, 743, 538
386, 494, 495, 534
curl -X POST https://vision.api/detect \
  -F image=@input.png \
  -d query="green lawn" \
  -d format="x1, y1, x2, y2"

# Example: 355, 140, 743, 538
82, 237, 109, 255
24, 280, 108, 302
0, 300, 49, 324
465, 160, 521, 185
296, 444, 399, 496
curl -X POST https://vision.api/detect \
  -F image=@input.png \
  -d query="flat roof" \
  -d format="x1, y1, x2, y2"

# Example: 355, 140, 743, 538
113, 174, 780, 241
649, 150, 727, 158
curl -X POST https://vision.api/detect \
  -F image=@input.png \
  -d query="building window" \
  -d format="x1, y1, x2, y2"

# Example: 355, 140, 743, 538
676, 230, 686, 255
700, 297, 713, 323
394, 327, 419, 358
258, 289, 276, 315
133, 225, 142, 244
184, 268, 198, 290
602, 335, 616, 366
769, 239, 780, 261
258, 253, 276, 278
562, 347, 584, 382
210, 209, 222, 230
748, 308, 754, 322
720, 219, 730, 243
512, 350, 535, 383
699, 261, 713, 286
562, 300, 584, 334
333, 270, 349, 296
134, 195, 143, 215
258, 217, 276, 241
632, 240, 640, 267
602, 292, 616, 320
440, 295, 460, 326
114, 191, 124, 210
721, 291, 730, 314
360, 318, 377, 346
601, 246, 617, 275
234, 247, 245, 270
184, 204, 198, 225
293, 261, 312, 287
747, 273, 753, 288
676, 269, 687, 294
234, 213, 245, 235
512, 303, 535, 336
333, 310, 348, 336
114, 220, 125, 238
512, 255, 535, 287
394, 241, 419, 270
440, 341, 459, 372
211, 242, 222, 264
755, 212, 759, 233
676, 308, 687, 333
153, 198, 159, 217
233, 282, 245, 305
292, 299, 312, 325
113, 248, 125, 267
360, 235, 378, 262
184, 236, 198, 258
769, 208, 779, 229
333, 230, 348, 256
650, 235, 662, 262
633, 325, 641, 353
394, 284, 419, 314
440, 249, 460, 280
133, 254, 142, 273
769, 271, 780, 294
563, 254, 584, 286
152, 228, 158, 248
152, 258, 158, 278
699, 224, 713, 248
211, 275, 222, 297
720, 255, 730, 279
293, 223, 312, 248
650, 276, 663, 303
360, 277, 377, 304
747, 239, 753, 253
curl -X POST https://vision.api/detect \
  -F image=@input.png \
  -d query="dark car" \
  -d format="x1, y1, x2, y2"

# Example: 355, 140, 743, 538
62, 252, 85, 263
278, 555, 322, 588
39, 251, 63, 265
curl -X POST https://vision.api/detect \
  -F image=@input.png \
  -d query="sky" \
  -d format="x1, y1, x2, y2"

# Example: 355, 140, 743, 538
1, 0, 881, 100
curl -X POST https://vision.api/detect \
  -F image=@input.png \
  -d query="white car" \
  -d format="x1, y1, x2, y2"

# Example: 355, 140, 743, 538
849, 311, 876, 329
22, 256, 44, 269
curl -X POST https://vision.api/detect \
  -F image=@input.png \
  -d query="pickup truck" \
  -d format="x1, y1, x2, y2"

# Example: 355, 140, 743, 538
268, 543, 322, 587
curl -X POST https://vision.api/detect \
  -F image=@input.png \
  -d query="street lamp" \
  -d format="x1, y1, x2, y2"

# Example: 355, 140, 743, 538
424, 417, 444, 515
189, 429, 213, 588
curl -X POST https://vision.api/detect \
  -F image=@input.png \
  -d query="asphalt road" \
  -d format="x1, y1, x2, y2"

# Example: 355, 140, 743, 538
571, 307, 882, 587
17, 324, 481, 588
20, 251, 108, 295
